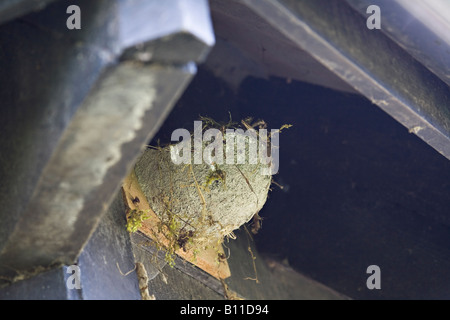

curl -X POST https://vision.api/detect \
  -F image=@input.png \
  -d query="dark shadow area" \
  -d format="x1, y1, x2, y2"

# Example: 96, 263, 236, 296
152, 66, 450, 299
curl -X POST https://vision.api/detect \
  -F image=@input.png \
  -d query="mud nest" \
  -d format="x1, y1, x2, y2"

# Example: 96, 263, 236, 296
134, 130, 272, 250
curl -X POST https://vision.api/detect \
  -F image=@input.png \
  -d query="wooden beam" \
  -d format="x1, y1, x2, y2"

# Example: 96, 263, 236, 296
122, 169, 231, 280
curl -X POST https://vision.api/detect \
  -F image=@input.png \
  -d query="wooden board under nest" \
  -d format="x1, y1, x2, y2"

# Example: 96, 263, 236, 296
121, 169, 231, 280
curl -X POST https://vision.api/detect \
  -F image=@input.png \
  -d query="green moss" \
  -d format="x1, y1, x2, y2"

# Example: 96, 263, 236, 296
126, 209, 150, 233
204, 164, 226, 190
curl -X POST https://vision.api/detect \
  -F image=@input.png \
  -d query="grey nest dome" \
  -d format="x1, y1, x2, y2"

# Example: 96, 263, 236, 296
134, 131, 272, 247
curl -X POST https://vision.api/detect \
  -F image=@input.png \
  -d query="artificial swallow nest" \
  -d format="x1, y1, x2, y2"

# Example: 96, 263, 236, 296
133, 121, 275, 253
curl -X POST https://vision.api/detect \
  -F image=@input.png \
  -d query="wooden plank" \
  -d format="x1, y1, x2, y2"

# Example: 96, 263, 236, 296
122, 169, 231, 280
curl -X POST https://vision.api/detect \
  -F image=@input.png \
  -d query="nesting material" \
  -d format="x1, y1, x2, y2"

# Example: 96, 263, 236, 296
134, 131, 272, 248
